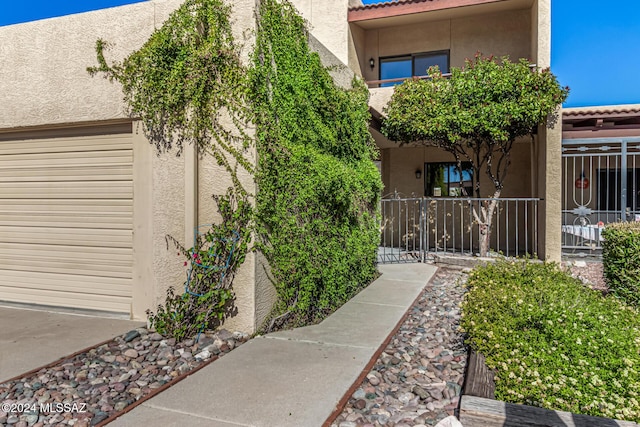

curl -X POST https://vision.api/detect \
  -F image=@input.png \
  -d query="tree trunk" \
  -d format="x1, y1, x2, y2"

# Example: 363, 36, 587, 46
474, 189, 501, 258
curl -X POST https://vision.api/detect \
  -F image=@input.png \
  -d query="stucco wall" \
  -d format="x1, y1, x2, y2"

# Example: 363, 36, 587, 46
291, 0, 351, 65
0, 0, 185, 130
358, 8, 531, 83
381, 142, 532, 200
533, 0, 561, 261
0, 0, 267, 331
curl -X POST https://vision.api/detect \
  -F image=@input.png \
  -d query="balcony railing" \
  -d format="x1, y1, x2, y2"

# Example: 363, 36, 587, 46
366, 64, 537, 88
367, 73, 452, 88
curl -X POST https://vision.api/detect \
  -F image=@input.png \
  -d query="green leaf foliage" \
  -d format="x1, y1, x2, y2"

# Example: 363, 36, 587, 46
602, 222, 640, 306
462, 260, 640, 421
383, 54, 568, 147
147, 189, 252, 341
251, 0, 382, 327
381, 54, 568, 195
90, 0, 382, 335
88, 0, 252, 182
89, 0, 254, 339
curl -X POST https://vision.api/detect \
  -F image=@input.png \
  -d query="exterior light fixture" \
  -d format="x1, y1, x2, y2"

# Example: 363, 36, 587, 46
415, 169, 422, 179
369, 57, 375, 70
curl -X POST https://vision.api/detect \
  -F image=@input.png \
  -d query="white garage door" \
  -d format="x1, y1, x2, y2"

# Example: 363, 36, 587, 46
0, 125, 133, 313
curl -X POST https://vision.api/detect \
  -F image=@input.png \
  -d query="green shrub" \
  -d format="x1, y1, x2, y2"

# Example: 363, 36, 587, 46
147, 190, 252, 341
251, 0, 382, 327
602, 222, 640, 306
461, 259, 640, 422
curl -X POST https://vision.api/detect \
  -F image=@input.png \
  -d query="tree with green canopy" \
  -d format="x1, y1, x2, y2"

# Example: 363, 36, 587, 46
382, 54, 568, 257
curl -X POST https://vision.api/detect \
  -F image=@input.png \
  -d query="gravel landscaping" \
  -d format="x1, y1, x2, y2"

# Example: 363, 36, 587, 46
331, 267, 467, 427
0, 328, 247, 426
563, 259, 607, 292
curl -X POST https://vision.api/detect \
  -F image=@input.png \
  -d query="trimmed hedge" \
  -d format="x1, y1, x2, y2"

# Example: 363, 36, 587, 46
461, 260, 640, 422
602, 222, 640, 306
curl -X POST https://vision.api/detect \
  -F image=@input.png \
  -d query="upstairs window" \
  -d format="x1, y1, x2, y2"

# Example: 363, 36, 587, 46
379, 51, 449, 87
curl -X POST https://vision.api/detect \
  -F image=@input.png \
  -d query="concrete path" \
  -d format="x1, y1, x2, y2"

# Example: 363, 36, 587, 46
0, 306, 143, 381
111, 263, 437, 427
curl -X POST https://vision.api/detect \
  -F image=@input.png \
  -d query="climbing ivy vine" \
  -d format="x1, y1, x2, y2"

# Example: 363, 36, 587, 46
88, 0, 253, 189
251, 0, 382, 328
89, 0, 382, 336
88, 0, 253, 339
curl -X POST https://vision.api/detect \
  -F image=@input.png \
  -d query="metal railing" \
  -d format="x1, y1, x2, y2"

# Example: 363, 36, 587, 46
561, 137, 640, 251
366, 64, 537, 88
379, 198, 424, 263
378, 197, 540, 263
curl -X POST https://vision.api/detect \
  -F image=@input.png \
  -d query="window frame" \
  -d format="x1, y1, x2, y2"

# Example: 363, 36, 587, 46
379, 50, 450, 83
424, 161, 474, 198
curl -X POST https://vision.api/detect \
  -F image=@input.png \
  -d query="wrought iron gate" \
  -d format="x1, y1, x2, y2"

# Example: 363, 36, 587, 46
378, 197, 540, 263
562, 137, 640, 251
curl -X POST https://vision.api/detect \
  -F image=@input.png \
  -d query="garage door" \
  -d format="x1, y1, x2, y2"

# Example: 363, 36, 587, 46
0, 125, 133, 313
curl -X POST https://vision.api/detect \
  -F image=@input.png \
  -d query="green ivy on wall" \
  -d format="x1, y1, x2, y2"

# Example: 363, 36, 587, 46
88, 0, 253, 191
251, 0, 382, 328
89, 0, 382, 336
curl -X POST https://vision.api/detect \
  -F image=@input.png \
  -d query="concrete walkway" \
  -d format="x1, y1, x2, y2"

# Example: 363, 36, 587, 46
0, 306, 143, 381
111, 263, 437, 427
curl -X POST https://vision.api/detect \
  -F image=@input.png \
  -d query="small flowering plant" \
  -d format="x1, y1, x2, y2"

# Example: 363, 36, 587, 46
461, 259, 640, 422
147, 189, 252, 341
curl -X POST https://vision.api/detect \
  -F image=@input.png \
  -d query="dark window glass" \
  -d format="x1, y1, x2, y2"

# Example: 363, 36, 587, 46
379, 51, 449, 87
380, 57, 411, 88
425, 162, 473, 197
597, 168, 640, 211
413, 52, 449, 77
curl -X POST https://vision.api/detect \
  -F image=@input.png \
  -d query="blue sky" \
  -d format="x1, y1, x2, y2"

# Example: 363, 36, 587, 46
0, 1, 147, 27
1, 0, 639, 107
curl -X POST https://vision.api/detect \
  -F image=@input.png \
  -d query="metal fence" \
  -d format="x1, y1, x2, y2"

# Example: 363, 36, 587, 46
562, 138, 640, 251
378, 197, 540, 263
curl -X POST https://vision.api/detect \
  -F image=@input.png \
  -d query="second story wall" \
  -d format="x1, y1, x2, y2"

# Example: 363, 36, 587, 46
291, 0, 351, 65
353, 7, 533, 85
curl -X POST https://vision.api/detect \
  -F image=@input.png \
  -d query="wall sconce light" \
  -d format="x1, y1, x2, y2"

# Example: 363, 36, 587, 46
369, 57, 375, 70
415, 169, 422, 179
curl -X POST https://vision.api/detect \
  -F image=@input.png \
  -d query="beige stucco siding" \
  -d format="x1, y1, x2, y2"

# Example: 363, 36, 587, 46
0, 0, 267, 331
0, 0, 184, 130
291, 0, 351, 65
380, 141, 532, 199
359, 8, 531, 83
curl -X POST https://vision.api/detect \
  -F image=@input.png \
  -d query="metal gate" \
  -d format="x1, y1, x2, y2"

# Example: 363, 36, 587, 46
562, 137, 640, 251
378, 197, 540, 263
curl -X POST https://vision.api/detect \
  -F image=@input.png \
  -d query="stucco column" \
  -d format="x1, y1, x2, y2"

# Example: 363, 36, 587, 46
184, 144, 198, 247
132, 122, 154, 320
537, 118, 563, 262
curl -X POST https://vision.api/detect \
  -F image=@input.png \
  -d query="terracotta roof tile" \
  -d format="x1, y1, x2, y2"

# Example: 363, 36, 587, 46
563, 105, 640, 118
349, 0, 433, 12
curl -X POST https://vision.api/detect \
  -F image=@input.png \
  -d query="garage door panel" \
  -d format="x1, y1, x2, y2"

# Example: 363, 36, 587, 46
0, 243, 133, 263
0, 130, 134, 314
0, 262, 132, 279
0, 284, 130, 313
0, 226, 132, 247
0, 135, 132, 155
0, 181, 132, 199
0, 270, 131, 295
0, 213, 132, 229
0, 149, 132, 162
0, 165, 133, 182
0, 199, 132, 213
